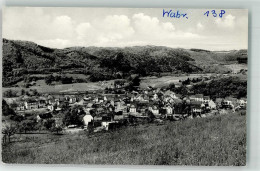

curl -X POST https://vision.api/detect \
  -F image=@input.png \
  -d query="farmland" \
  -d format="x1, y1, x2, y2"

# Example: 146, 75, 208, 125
2, 81, 107, 94
2, 112, 246, 165
2, 73, 227, 94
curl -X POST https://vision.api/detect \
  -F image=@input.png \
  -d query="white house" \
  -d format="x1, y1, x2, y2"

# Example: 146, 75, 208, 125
83, 114, 94, 126
149, 106, 159, 115
101, 121, 113, 131
208, 100, 216, 109
203, 96, 210, 103
47, 104, 55, 111
166, 106, 173, 114
24, 100, 38, 110
129, 105, 137, 113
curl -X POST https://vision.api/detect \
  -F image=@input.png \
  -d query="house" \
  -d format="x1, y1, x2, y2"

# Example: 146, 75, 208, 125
203, 96, 210, 103
164, 96, 175, 104
190, 101, 202, 113
149, 106, 159, 115
114, 115, 125, 121
223, 97, 237, 109
190, 94, 204, 102
16, 102, 25, 111
208, 100, 216, 109
215, 98, 223, 107
164, 90, 175, 97
115, 101, 126, 112
83, 114, 94, 126
86, 103, 94, 108
165, 106, 173, 115
96, 107, 104, 115
129, 105, 137, 113
190, 95, 196, 101
47, 104, 55, 111
83, 96, 92, 101
152, 94, 159, 101
101, 121, 114, 131
238, 98, 247, 107
54, 99, 60, 105
77, 99, 88, 106
24, 99, 38, 110
38, 99, 47, 108
175, 94, 182, 99
93, 116, 102, 121
69, 96, 77, 104
134, 94, 144, 102
93, 96, 104, 103
195, 94, 204, 102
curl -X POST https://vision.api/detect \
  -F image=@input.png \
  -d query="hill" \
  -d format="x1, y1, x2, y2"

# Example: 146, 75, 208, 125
188, 49, 248, 62
3, 39, 201, 86
2, 39, 247, 87
2, 112, 246, 165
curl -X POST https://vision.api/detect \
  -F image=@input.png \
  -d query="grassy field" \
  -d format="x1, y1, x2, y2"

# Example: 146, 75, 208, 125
140, 74, 212, 88
3, 81, 107, 94
2, 112, 246, 165
224, 64, 248, 74
3, 74, 212, 94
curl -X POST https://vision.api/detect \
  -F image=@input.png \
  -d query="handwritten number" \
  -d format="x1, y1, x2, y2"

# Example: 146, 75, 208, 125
219, 10, 225, 18
204, 10, 226, 18
211, 10, 217, 17
204, 11, 209, 17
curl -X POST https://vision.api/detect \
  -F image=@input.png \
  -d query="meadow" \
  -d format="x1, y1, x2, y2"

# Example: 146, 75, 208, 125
3, 74, 211, 94
2, 112, 246, 165
140, 73, 212, 89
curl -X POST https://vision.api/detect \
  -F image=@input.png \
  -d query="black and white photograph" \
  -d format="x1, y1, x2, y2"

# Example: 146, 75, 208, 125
2, 7, 248, 165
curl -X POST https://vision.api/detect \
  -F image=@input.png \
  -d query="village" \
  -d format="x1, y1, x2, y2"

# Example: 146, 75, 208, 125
3, 79, 247, 134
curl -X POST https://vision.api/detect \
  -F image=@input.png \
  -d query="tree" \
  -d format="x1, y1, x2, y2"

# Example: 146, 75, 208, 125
21, 89, 25, 95
62, 106, 85, 126
10, 115, 24, 122
126, 75, 141, 91
146, 110, 155, 123
2, 100, 16, 116
18, 120, 37, 133
3, 89, 18, 98
43, 119, 55, 130
2, 124, 17, 143
60, 101, 69, 111
45, 75, 54, 85
32, 89, 39, 96
51, 125, 63, 134
61, 76, 73, 84
168, 83, 175, 91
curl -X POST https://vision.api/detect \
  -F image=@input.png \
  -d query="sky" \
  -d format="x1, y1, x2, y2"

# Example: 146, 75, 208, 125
2, 7, 248, 51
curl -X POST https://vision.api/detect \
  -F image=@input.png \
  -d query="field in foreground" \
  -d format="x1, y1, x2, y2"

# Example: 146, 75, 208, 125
2, 113, 246, 165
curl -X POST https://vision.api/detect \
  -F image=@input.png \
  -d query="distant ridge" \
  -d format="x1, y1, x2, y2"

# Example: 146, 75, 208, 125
2, 38, 247, 87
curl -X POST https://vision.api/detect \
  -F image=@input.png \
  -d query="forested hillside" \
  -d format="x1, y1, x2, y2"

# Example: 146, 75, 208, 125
2, 39, 247, 87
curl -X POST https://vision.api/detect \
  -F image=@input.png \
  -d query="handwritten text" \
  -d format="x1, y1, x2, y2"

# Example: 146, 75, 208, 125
163, 9, 188, 19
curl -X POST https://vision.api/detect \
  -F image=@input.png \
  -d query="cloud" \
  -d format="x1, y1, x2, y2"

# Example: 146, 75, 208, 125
51, 15, 75, 39
3, 8, 247, 50
132, 13, 199, 41
76, 22, 92, 39
197, 22, 204, 30
97, 15, 135, 42
74, 15, 135, 46
215, 14, 236, 28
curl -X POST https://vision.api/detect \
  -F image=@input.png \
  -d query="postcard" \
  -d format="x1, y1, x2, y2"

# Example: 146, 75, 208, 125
2, 7, 248, 165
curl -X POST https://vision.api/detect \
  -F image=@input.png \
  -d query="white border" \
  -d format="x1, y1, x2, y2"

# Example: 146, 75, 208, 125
0, 0, 259, 170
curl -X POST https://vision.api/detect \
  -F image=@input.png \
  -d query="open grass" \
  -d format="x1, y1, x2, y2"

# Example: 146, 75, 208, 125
2, 112, 246, 165
3, 82, 106, 94
140, 74, 212, 88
